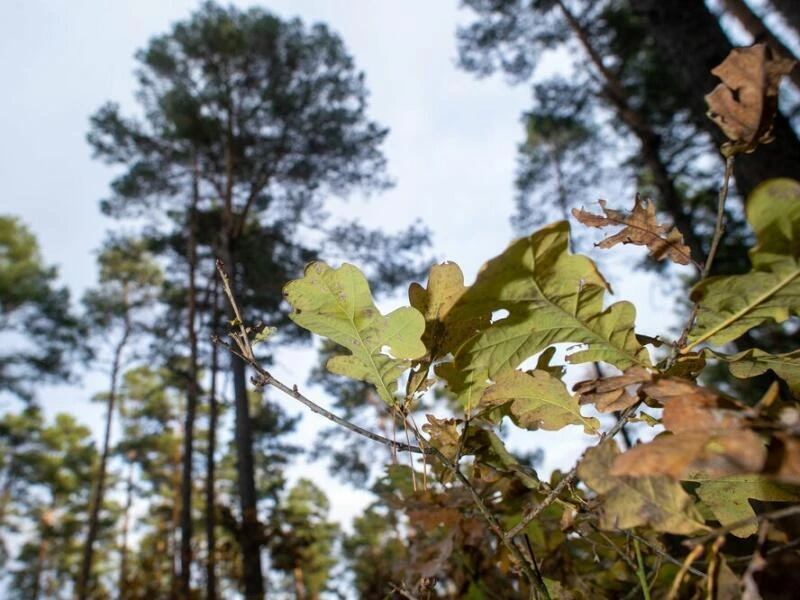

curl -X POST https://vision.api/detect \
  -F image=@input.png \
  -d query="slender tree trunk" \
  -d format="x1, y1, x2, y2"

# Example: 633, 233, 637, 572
554, 0, 706, 266
118, 453, 135, 598
79, 308, 132, 600
220, 137, 264, 598
292, 563, 307, 600
768, 0, 800, 37
628, 0, 800, 199
180, 156, 202, 597
719, 0, 800, 89
206, 288, 220, 600
170, 440, 182, 600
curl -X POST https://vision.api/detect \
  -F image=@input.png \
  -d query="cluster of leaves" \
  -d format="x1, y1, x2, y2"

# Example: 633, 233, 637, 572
251, 45, 800, 598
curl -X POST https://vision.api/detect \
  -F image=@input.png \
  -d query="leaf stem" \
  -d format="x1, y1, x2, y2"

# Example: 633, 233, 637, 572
633, 537, 652, 600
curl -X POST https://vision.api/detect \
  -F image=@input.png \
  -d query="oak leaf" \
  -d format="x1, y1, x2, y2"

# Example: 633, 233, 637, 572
705, 43, 796, 156
481, 369, 599, 434
707, 348, 800, 398
578, 441, 705, 535
438, 221, 650, 407
687, 474, 799, 537
611, 430, 765, 480
573, 365, 651, 412
284, 262, 425, 405
572, 196, 692, 265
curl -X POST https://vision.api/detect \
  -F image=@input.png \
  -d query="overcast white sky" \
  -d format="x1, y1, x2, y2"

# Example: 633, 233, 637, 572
1, 1, 684, 527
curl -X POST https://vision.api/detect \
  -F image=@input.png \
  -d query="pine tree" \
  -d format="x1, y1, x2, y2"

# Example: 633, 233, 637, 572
87, 4, 428, 595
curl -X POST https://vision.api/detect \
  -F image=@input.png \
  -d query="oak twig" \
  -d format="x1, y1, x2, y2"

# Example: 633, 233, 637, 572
505, 403, 640, 541
214, 263, 552, 600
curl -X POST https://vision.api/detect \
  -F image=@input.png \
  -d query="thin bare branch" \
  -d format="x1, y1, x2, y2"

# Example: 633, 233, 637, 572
505, 403, 640, 541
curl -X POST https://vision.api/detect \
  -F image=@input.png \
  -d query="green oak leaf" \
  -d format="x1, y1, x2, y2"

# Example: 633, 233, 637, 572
439, 221, 650, 407
284, 262, 425, 404
481, 369, 599, 434
687, 179, 800, 350
688, 474, 799, 537
578, 441, 705, 535
706, 348, 800, 397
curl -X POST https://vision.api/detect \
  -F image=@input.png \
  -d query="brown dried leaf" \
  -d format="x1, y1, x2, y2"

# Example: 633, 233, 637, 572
573, 366, 652, 413
642, 377, 748, 433
572, 196, 692, 265
578, 441, 705, 534
705, 43, 796, 156
422, 414, 461, 461
611, 430, 766, 480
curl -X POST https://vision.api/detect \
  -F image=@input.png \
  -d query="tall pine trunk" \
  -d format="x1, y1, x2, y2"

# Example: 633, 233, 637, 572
118, 453, 135, 597
79, 304, 131, 600
205, 285, 220, 600
628, 0, 800, 198
220, 139, 264, 599
180, 157, 201, 596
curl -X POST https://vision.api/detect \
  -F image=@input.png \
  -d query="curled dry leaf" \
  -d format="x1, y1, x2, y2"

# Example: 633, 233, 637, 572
571, 196, 692, 265
705, 43, 796, 156
611, 430, 766, 480
573, 365, 651, 412
641, 377, 748, 433
422, 414, 461, 462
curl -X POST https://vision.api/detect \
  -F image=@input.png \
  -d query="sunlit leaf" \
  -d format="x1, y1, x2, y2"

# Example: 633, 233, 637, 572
481, 369, 599, 434
284, 262, 425, 404
439, 222, 649, 406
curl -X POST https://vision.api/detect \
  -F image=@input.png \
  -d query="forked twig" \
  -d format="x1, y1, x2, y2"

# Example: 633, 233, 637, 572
214, 262, 552, 600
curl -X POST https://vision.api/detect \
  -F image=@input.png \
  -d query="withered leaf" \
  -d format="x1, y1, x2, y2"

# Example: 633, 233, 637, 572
574, 365, 651, 412
766, 434, 800, 485
572, 196, 692, 265
578, 440, 705, 535
705, 43, 796, 156
422, 414, 462, 462
611, 430, 766, 480
642, 377, 748, 433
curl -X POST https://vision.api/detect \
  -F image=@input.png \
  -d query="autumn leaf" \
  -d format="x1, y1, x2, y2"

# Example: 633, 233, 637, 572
422, 414, 461, 461
611, 430, 765, 480
283, 262, 425, 404
481, 369, 599, 434
408, 262, 487, 360
707, 348, 800, 398
438, 221, 650, 407
685, 181, 800, 351
573, 365, 651, 413
705, 43, 796, 156
572, 196, 692, 265
642, 378, 748, 433
687, 474, 798, 537
578, 441, 705, 535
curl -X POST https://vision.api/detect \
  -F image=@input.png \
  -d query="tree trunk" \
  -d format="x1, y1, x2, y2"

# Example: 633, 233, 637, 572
292, 563, 307, 600
180, 157, 201, 597
220, 138, 264, 598
79, 309, 131, 600
719, 0, 800, 89
768, 0, 800, 37
118, 454, 136, 597
628, 0, 800, 199
206, 287, 220, 600
554, 0, 707, 265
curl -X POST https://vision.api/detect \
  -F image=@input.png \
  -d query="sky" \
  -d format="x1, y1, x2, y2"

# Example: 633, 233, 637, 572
1, 1, 684, 528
